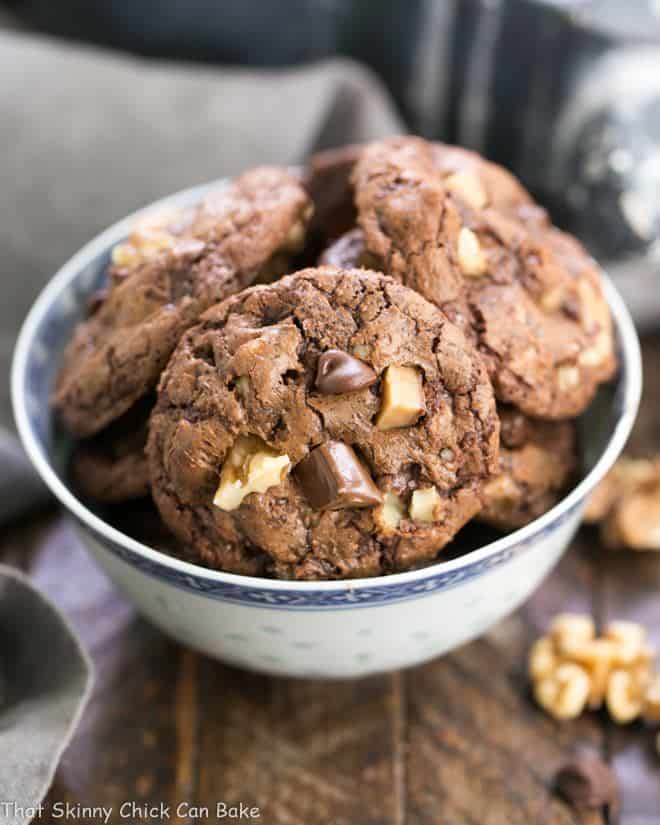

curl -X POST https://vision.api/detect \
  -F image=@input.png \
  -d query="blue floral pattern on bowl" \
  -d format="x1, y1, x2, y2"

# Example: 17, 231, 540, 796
71, 502, 577, 610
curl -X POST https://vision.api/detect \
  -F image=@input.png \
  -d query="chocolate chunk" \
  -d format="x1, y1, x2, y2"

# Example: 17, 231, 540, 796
555, 752, 619, 814
147, 267, 500, 579
295, 441, 383, 510
315, 349, 377, 394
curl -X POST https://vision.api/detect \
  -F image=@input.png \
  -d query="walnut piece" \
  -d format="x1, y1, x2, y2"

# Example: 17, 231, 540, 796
540, 284, 568, 313
409, 487, 441, 523
534, 662, 591, 720
457, 227, 487, 277
557, 365, 580, 391
584, 456, 660, 550
375, 365, 425, 431
584, 457, 657, 523
444, 170, 488, 210
643, 674, 660, 723
111, 205, 187, 268
213, 435, 291, 511
606, 669, 645, 724
528, 636, 558, 682
351, 343, 371, 360
529, 615, 657, 724
550, 613, 596, 656
378, 491, 406, 530
482, 475, 519, 505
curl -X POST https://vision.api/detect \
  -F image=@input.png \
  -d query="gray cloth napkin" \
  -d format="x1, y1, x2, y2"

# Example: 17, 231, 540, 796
0, 565, 93, 825
0, 27, 402, 513
0, 27, 403, 818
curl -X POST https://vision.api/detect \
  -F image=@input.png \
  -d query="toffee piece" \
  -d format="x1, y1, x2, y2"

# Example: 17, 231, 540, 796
148, 267, 499, 580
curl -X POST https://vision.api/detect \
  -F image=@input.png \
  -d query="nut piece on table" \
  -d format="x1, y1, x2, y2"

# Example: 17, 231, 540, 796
607, 482, 660, 551
444, 170, 488, 210
606, 669, 646, 724
550, 613, 596, 656
567, 638, 619, 710
605, 621, 649, 666
315, 349, 377, 395
409, 487, 441, 523
529, 615, 656, 723
213, 434, 291, 511
528, 636, 558, 682
295, 441, 383, 510
457, 227, 488, 277
583, 456, 660, 551
643, 674, 660, 723
375, 366, 425, 431
534, 662, 591, 721
584, 457, 657, 523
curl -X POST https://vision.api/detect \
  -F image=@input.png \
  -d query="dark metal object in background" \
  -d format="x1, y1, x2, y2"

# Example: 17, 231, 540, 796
13, 0, 427, 124
10, 0, 660, 324
442, 0, 660, 327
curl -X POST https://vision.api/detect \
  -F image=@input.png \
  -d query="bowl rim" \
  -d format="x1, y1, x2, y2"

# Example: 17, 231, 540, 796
11, 178, 643, 593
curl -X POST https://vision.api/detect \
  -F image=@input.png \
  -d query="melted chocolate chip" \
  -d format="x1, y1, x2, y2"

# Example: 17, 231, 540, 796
315, 349, 377, 394
295, 441, 383, 510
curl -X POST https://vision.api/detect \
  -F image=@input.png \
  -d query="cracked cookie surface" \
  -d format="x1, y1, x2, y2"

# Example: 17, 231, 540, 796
53, 167, 311, 437
351, 137, 616, 419
147, 266, 500, 580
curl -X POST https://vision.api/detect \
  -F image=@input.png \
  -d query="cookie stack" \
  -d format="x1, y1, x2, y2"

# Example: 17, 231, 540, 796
52, 137, 616, 580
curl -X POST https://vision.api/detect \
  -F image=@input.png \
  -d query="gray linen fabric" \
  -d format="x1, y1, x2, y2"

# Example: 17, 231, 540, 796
0, 28, 402, 514
0, 28, 403, 817
0, 565, 94, 825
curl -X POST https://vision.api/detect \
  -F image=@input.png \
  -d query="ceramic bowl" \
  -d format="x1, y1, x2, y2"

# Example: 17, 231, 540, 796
12, 180, 642, 678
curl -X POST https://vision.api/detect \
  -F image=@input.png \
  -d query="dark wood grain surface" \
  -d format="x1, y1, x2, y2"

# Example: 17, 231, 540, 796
5, 336, 660, 825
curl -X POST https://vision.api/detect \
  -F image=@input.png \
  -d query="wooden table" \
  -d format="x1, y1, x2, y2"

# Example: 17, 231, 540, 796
6, 336, 660, 825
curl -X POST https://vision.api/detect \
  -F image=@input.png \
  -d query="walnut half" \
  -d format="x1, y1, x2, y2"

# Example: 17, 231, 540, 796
529, 615, 657, 725
584, 456, 660, 551
213, 435, 291, 511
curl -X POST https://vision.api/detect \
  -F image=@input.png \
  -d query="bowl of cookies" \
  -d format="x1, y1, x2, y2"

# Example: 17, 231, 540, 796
12, 138, 641, 678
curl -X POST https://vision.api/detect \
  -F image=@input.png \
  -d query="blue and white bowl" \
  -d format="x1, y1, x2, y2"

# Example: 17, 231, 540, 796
12, 180, 642, 678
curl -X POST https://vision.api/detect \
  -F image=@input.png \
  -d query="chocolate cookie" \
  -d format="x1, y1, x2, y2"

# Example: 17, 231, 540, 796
479, 407, 576, 530
147, 267, 500, 580
304, 144, 362, 243
351, 137, 616, 419
318, 227, 376, 270
70, 400, 151, 502
53, 167, 311, 437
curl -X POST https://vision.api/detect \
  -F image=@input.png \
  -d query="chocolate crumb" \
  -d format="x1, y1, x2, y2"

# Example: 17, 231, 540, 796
555, 752, 619, 819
